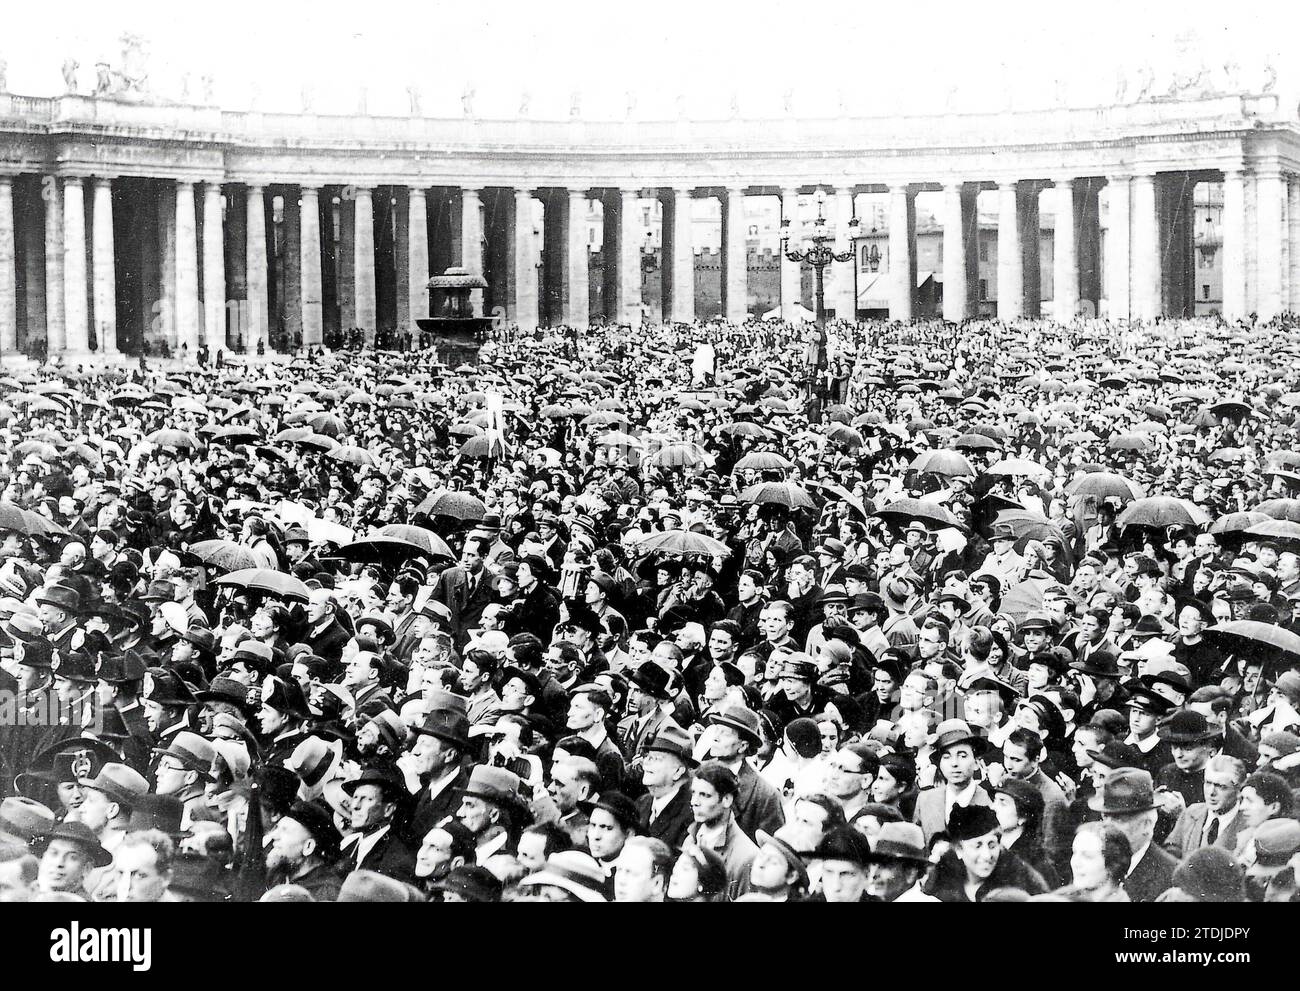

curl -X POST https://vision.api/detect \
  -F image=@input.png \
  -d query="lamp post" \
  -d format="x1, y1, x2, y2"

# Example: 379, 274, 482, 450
780, 190, 859, 423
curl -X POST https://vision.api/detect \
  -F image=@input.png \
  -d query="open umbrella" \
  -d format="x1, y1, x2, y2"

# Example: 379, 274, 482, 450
597, 431, 644, 451
986, 457, 1050, 479
1209, 511, 1271, 536
1066, 472, 1141, 501
909, 450, 975, 478
324, 446, 377, 468
648, 443, 708, 468
187, 539, 263, 573
146, 428, 200, 450
1244, 519, 1300, 544
1254, 499, 1300, 523
634, 530, 731, 558
740, 481, 816, 510
873, 498, 962, 531
214, 568, 311, 603
337, 524, 455, 564
720, 422, 773, 440
1205, 621, 1300, 665
734, 451, 793, 472
420, 491, 488, 522
1115, 497, 1210, 529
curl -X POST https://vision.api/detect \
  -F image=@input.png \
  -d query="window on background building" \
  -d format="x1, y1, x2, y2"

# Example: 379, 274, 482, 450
1203, 284, 1211, 300
979, 279, 988, 300
748, 225, 758, 236
979, 240, 989, 262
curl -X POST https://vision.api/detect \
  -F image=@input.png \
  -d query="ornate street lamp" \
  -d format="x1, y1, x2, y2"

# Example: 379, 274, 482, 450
780, 190, 859, 423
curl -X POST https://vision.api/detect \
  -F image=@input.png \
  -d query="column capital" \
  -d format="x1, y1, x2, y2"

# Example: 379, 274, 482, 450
780, 186, 801, 197
514, 187, 534, 198
833, 185, 854, 197
1105, 174, 1131, 186
1051, 176, 1076, 188
996, 179, 1020, 191
245, 182, 265, 194
942, 181, 965, 193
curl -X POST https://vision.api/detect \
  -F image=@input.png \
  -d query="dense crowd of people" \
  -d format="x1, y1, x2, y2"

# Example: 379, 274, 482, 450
1, 313, 1299, 904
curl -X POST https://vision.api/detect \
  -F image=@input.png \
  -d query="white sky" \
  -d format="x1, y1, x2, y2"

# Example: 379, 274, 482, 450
4, 0, 1298, 118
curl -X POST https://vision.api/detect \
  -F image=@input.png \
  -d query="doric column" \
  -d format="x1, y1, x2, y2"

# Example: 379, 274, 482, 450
722, 186, 747, 323
63, 177, 89, 353
1105, 175, 1131, 319
159, 183, 177, 351
21, 192, 45, 347
1288, 176, 1300, 313
175, 181, 200, 356
353, 186, 376, 343
44, 176, 65, 353
202, 182, 225, 350
300, 185, 323, 346
1129, 172, 1160, 320
91, 178, 117, 354
407, 186, 428, 330
460, 187, 484, 316
888, 185, 915, 321
514, 187, 539, 332
832, 187, 855, 319
667, 187, 693, 323
942, 182, 967, 321
282, 190, 302, 349
780, 187, 802, 321
246, 184, 268, 353
996, 181, 1022, 320
619, 188, 641, 326
567, 189, 590, 327
0, 177, 14, 353
1255, 166, 1285, 320
1053, 178, 1078, 320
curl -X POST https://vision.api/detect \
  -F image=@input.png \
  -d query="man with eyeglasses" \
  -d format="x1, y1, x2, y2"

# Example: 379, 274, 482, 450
826, 743, 878, 822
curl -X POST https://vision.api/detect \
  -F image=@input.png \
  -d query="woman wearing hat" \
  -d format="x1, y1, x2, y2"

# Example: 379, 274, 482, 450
927, 804, 1049, 902
665, 844, 730, 903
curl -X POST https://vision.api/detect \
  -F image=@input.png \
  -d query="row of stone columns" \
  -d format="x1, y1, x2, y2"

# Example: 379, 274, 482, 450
9, 169, 1300, 354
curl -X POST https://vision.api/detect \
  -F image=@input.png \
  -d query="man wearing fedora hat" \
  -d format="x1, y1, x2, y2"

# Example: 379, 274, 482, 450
618, 660, 682, 764
152, 732, 216, 830
35, 820, 112, 898
35, 583, 82, 654
1089, 767, 1176, 902
405, 709, 474, 842
980, 523, 1025, 586
914, 719, 994, 844
257, 676, 314, 768
266, 800, 345, 901
807, 824, 873, 903
865, 821, 939, 902
341, 765, 417, 881
703, 704, 785, 840
636, 724, 696, 851
744, 825, 810, 901
455, 764, 530, 864
68, 763, 149, 882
